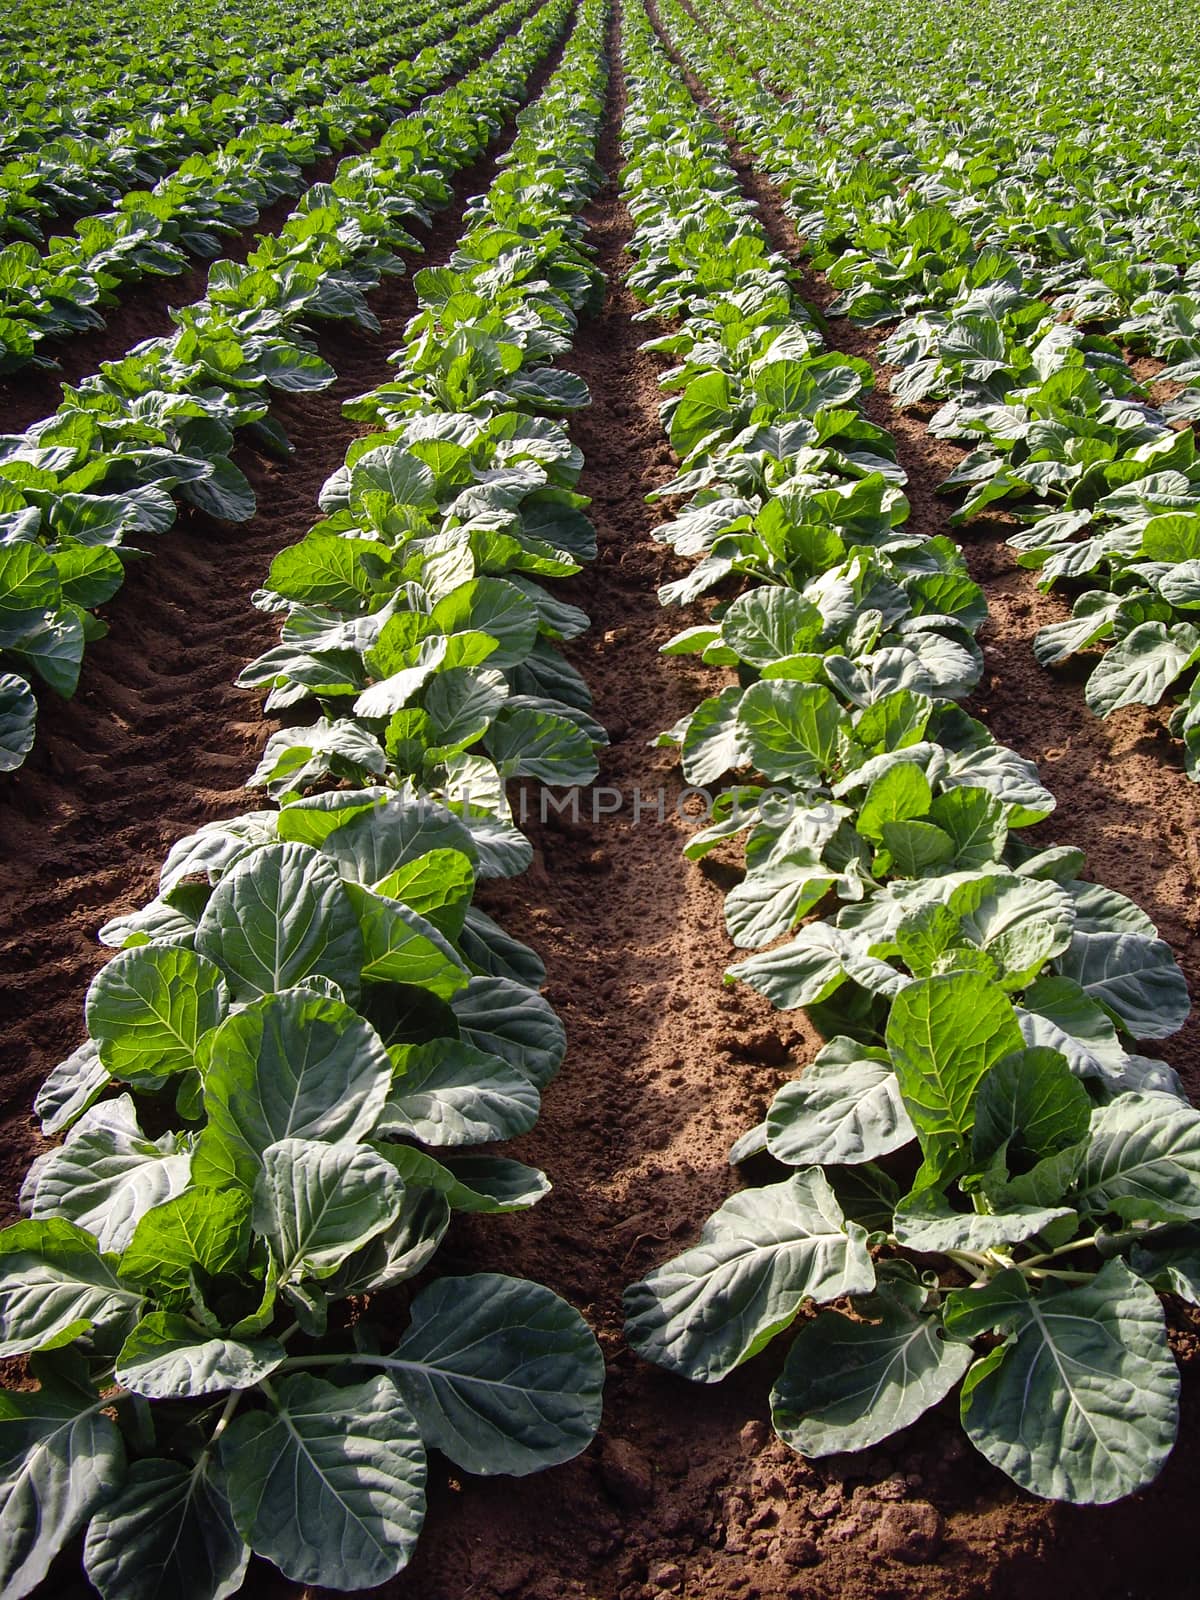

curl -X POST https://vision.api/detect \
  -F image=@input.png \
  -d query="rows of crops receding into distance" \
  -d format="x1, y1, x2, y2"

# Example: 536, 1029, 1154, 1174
2, 1, 1200, 1598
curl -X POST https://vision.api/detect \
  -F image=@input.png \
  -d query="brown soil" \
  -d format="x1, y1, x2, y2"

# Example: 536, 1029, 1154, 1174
3, 7, 1200, 1600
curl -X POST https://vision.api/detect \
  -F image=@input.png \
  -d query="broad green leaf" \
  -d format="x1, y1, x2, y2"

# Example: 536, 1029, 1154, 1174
220, 1372, 425, 1587
766, 1038, 915, 1166
85, 946, 229, 1081
120, 1189, 251, 1307
738, 681, 840, 783
1056, 931, 1189, 1040
347, 883, 469, 995
722, 587, 822, 667
195, 842, 363, 1001
886, 972, 1024, 1145
772, 1277, 973, 1455
376, 1146, 550, 1213
253, 1139, 404, 1283
485, 704, 598, 786
856, 763, 932, 843
973, 1047, 1091, 1167
623, 1171, 874, 1382
375, 849, 475, 940
430, 578, 538, 669
381, 1039, 539, 1146
0, 1375, 125, 1598
326, 1188, 450, 1297
194, 990, 391, 1188
115, 1313, 285, 1399
680, 686, 750, 785
892, 1190, 1074, 1252
83, 1456, 248, 1600
29, 1097, 190, 1253
390, 1274, 604, 1475
0, 671, 36, 773
452, 976, 566, 1088
1085, 621, 1200, 715
1076, 1093, 1200, 1223
951, 1262, 1178, 1504
1130, 1226, 1200, 1306
33, 1040, 108, 1137
0, 1219, 141, 1358
320, 794, 476, 884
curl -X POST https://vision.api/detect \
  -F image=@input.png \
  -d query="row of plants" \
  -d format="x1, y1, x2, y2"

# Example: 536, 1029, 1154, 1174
0, 0, 433, 222
0, 0, 563, 778
676, 0, 1200, 775
0, 0, 505, 375
618, 0, 1200, 1506
0, 4, 615, 1597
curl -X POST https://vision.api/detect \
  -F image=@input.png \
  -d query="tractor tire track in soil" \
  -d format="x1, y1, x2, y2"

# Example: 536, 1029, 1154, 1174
0, 0, 515, 436
0, 30, 572, 1217
394, 4, 1197, 1597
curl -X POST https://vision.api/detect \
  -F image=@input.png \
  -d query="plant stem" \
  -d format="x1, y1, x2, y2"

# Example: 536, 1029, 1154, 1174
1018, 1234, 1101, 1272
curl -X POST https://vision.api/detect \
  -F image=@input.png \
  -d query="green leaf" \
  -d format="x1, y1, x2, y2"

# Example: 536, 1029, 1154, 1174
452, 976, 566, 1088
29, 1097, 191, 1253
973, 1047, 1091, 1168
772, 1276, 973, 1456
951, 1262, 1178, 1504
680, 686, 750, 784
326, 1187, 450, 1297
375, 849, 475, 939
390, 1274, 604, 1475
115, 1313, 286, 1399
267, 536, 380, 609
0, 1218, 141, 1357
886, 972, 1024, 1147
34, 1040, 108, 1137
0, 671, 36, 772
220, 1372, 425, 1587
880, 818, 955, 877
722, 587, 822, 667
381, 1039, 539, 1146
623, 1171, 874, 1382
120, 1188, 251, 1308
376, 1146, 550, 1213
348, 883, 469, 995
0, 1375, 125, 1598
670, 370, 736, 456
1085, 621, 1200, 715
83, 1456, 249, 1600
182, 456, 255, 523
485, 703, 599, 786
195, 842, 363, 1002
1056, 932, 1189, 1041
766, 1038, 915, 1166
430, 578, 539, 669
856, 763, 932, 843
1130, 1226, 1200, 1305
194, 989, 392, 1188
85, 946, 229, 1082
1076, 1093, 1200, 1223
892, 1189, 1074, 1253
738, 681, 840, 783
254, 1138, 404, 1283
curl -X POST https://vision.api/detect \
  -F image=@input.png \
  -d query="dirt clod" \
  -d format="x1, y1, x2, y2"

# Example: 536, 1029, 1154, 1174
600, 1438, 656, 1509
875, 1502, 947, 1565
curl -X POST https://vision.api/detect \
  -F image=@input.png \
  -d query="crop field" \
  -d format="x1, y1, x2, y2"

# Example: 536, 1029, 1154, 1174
2, 0, 1200, 1596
